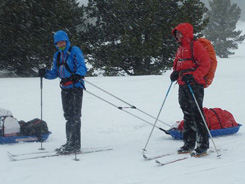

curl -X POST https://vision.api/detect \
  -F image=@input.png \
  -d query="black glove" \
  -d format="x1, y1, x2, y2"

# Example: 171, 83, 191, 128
38, 68, 47, 78
182, 74, 196, 85
170, 71, 179, 82
71, 74, 81, 83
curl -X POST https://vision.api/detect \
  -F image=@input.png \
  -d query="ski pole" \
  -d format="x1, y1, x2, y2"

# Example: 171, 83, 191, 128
84, 89, 169, 134
71, 80, 80, 161
188, 84, 221, 158
85, 79, 171, 128
142, 82, 173, 155
73, 91, 79, 161
39, 77, 45, 150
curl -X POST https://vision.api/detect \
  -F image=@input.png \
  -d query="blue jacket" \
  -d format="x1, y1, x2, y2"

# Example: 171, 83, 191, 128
45, 30, 87, 89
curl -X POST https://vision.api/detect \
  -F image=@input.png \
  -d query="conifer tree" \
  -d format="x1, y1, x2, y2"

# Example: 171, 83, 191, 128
203, 0, 245, 58
84, 0, 208, 76
0, 0, 84, 77
179, 0, 209, 36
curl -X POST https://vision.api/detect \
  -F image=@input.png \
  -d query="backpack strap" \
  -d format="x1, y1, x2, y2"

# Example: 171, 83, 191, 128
190, 40, 198, 66
1, 116, 11, 137
208, 117, 212, 129
175, 39, 198, 72
210, 108, 223, 129
56, 46, 74, 74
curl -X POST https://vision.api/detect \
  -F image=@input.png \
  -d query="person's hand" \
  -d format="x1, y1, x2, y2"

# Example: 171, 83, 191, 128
182, 74, 196, 85
71, 74, 81, 83
38, 68, 47, 78
170, 71, 179, 82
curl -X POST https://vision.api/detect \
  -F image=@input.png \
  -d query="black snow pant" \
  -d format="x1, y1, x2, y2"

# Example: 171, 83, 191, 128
179, 84, 209, 150
61, 88, 83, 149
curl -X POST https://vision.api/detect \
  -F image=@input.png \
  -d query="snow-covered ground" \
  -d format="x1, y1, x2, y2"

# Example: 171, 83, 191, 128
1, 22, 245, 184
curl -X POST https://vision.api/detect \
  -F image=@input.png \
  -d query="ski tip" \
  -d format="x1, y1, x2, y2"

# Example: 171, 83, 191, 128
143, 154, 147, 159
155, 160, 160, 164
7, 151, 13, 156
8, 155, 17, 162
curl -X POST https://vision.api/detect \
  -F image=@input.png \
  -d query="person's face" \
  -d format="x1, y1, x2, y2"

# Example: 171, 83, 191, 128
175, 31, 183, 43
57, 41, 66, 48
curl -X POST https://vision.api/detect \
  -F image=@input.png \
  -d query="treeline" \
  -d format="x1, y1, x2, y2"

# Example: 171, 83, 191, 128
0, 0, 244, 77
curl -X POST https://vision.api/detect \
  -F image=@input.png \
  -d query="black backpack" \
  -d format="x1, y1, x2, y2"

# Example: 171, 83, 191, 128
19, 118, 49, 137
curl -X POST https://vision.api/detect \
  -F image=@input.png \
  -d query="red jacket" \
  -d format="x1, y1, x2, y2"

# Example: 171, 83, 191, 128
172, 23, 211, 85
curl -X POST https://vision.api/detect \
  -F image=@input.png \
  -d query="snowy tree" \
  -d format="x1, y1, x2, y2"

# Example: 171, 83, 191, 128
84, 0, 208, 76
203, 0, 245, 58
0, 0, 85, 77
178, 0, 209, 35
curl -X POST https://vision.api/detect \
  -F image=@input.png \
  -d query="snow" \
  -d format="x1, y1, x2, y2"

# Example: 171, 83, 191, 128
1, 22, 245, 184
78, 0, 88, 5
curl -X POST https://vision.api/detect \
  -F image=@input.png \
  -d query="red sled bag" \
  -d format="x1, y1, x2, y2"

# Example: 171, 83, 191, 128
177, 107, 238, 131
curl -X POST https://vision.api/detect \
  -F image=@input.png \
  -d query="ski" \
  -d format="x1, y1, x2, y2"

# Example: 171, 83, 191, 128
190, 151, 209, 158
156, 157, 188, 166
8, 148, 113, 161
7, 151, 50, 157
8, 146, 112, 157
143, 153, 174, 161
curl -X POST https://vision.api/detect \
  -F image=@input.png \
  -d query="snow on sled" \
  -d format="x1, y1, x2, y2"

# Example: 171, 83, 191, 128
168, 107, 242, 140
0, 132, 51, 144
0, 108, 51, 144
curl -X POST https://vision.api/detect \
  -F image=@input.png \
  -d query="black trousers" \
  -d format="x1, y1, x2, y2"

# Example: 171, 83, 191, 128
179, 84, 209, 149
61, 88, 83, 149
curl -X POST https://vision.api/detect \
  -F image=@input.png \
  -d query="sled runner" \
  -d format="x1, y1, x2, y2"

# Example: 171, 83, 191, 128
0, 131, 51, 144
168, 124, 241, 140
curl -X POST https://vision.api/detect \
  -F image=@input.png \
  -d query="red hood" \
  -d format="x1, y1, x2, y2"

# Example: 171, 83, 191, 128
172, 23, 194, 44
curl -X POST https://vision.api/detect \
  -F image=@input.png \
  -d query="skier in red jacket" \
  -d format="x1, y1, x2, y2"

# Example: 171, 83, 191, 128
170, 23, 211, 156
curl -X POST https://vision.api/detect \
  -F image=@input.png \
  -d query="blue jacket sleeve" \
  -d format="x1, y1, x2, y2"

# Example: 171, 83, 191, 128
45, 52, 59, 79
72, 47, 87, 77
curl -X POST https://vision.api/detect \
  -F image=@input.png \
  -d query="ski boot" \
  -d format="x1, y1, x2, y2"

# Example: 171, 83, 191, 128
190, 147, 208, 157
178, 145, 194, 154
55, 143, 68, 153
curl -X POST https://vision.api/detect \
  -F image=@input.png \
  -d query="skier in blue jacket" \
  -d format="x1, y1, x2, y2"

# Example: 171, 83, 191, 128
39, 30, 87, 154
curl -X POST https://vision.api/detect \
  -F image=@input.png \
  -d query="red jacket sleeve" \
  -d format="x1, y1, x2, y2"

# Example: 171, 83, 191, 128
173, 49, 180, 71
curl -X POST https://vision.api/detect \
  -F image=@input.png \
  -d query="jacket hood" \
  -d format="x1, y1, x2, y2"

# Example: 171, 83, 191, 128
54, 30, 71, 51
172, 23, 194, 44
